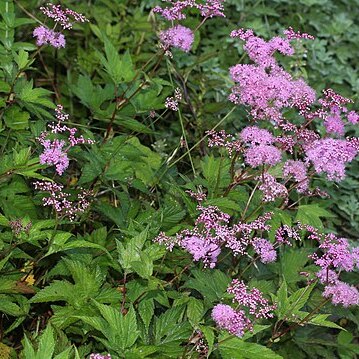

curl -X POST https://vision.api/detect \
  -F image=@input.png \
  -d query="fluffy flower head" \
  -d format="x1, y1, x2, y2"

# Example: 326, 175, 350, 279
160, 25, 194, 52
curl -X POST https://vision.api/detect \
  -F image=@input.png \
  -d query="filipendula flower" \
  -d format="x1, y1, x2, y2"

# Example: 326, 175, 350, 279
212, 304, 252, 337
160, 25, 194, 52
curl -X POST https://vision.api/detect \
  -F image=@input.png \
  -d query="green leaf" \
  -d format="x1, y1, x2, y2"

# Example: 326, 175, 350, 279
17, 80, 53, 108
117, 229, 148, 272
278, 248, 312, 284
307, 313, 344, 330
205, 197, 241, 212
53, 347, 72, 359
138, 298, 154, 330
274, 280, 288, 319
98, 39, 135, 84
201, 155, 230, 197
199, 325, 215, 355
4, 105, 30, 129
35, 326, 55, 359
94, 302, 139, 350
219, 336, 283, 359
22, 335, 36, 359
131, 252, 153, 279
0, 297, 23, 316
184, 269, 231, 304
14, 49, 30, 69
155, 305, 191, 347
187, 297, 204, 325
295, 204, 335, 229
0, 79, 10, 93
115, 116, 154, 134
286, 283, 316, 315
30, 281, 74, 303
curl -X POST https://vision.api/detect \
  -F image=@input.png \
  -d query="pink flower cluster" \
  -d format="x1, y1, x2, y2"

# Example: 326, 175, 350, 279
211, 304, 251, 337
165, 88, 183, 111
275, 224, 301, 246
252, 238, 277, 263
305, 89, 359, 136
228, 279, 276, 319
257, 173, 288, 203
154, 204, 277, 267
229, 29, 316, 123
9, 219, 32, 236
154, 0, 225, 21
212, 280, 276, 337
40, 3, 89, 30
226, 28, 359, 186
156, 1, 224, 53
283, 27, 314, 41
38, 105, 94, 175
206, 130, 242, 157
160, 25, 194, 52
241, 126, 281, 167
34, 181, 92, 221
33, 4, 88, 49
304, 138, 357, 181
33, 26, 66, 48
283, 160, 309, 193
89, 354, 111, 359
305, 227, 359, 307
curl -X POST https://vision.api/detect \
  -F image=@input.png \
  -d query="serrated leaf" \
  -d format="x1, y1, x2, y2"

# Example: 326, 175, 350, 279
199, 325, 215, 355
30, 281, 74, 303
99, 39, 135, 84
35, 326, 55, 359
94, 302, 139, 350
307, 313, 345, 330
187, 297, 204, 325
23, 335, 36, 359
131, 252, 153, 279
219, 336, 283, 359
4, 105, 29, 129
184, 269, 231, 304
295, 204, 335, 229
138, 298, 154, 330
53, 347, 72, 359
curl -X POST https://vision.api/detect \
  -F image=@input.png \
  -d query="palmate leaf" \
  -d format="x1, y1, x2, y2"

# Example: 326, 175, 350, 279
30, 280, 74, 303
275, 248, 313, 284
184, 269, 231, 304
154, 305, 192, 357
70, 75, 114, 113
4, 105, 29, 129
154, 305, 187, 344
13, 79, 54, 120
80, 302, 139, 352
17, 80, 53, 108
274, 280, 316, 320
98, 38, 135, 84
30, 259, 119, 309
295, 204, 335, 229
138, 298, 154, 331
23, 335, 36, 359
21, 325, 73, 359
186, 297, 204, 325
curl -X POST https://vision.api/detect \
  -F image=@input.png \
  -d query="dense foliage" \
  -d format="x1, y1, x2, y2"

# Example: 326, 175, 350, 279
0, 0, 358, 358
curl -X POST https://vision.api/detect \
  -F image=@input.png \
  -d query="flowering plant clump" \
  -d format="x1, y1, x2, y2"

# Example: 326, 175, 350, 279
1, 0, 359, 357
